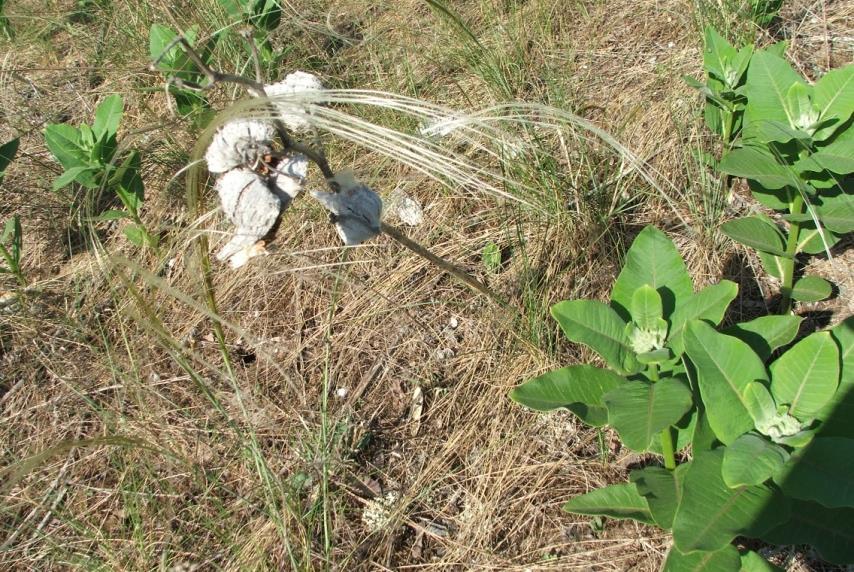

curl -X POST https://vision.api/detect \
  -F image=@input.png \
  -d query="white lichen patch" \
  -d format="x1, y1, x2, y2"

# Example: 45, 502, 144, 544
214, 169, 283, 268
265, 71, 324, 131
205, 119, 276, 174
361, 491, 399, 532
311, 170, 383, 246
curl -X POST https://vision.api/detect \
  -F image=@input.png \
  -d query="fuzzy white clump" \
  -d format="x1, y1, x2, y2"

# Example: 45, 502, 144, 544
270, 153, 309, 200
386, 188, 423, 226
215, 169, 283, 267
265, 71, 324, 131
311, 170, 383, 246
205, 120, 276, 174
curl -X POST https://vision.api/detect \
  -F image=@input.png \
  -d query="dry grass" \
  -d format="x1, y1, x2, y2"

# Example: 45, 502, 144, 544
1, 0, 851, 570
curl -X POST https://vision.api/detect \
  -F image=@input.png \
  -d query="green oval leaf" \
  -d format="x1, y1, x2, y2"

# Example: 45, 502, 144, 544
604, 378, 694, 452
813, 65, 854, 141
631, 284, 663, 330
740, 550, 784, 572
672, 449, 790, 553
610, 226, 694, 322
562, 482, 654, 525
630, 464, 688, 529
761, 500, 854, 564
720, 216, 787, 256
723, 315, 802, 362
684, 321, 766, 445
770, 331, 839, 421
0, 137, 19, 185
791, 275, 832, 302
668, 281, 739, 355
550, 300, 638, 375
722, 433, 789, 488
92, 94, 124, 141
718, 147, 795, 190
509, 365, 625, 426
774, 437, 854, 509
662, 544, 740, 572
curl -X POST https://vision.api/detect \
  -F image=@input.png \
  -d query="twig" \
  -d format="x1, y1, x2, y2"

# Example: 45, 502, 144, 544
381, 222, 508, 307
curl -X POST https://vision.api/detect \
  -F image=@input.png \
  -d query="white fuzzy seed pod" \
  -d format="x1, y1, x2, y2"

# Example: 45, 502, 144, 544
205, 119, 276, 174
215, 169, 283, 267
265, 71, 324, 131
311, 170, 383, 246
270, 153, 309, 201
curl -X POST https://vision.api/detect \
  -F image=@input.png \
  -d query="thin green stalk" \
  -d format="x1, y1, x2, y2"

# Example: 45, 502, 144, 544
779, 192, 804, 315
649, 364, 676, 470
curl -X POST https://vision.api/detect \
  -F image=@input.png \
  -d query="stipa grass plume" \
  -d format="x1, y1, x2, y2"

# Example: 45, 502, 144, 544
192, 89, 681, 218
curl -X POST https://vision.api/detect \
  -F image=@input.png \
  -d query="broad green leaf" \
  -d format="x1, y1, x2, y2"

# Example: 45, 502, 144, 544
123, 224, 155, 247
809, 150, 854, 175
150, 24, 180, 69
51, 166, 94, 191
630, 464, 688, 529
662, 545, 740, 572
481, 241, 501, 272
718, 147, 795, 190
742, 381, 779, 428
770, 331, 839, 421
92, 94, 123, 141
668, 281, 738, 355
43, 124, 88, 170
562, 482, 654, 525
509, 365, 625, 426
690, 407, 719, 452
813, 65, 854, 140
703, 27, 736, 84
791, 275, 832, 302
551, 300, 638, 374
720, 216, 787, 256
722, 433, 789, 488
0, 137, 19, 185
757, 250, 786, 280
684, 321, 766, 445
815, 190, 854, 233
89, 209, 130, 222
761, 500, 854, 564
631, 284, 663, 331
743, 50, 806, 137
723, 315, 802, 362
774, 437, 854, 509
818, 318, 854, 438
748, 179, 792, 211
740, 551, 784, 572
604, 378, 694, 452
784, 82, 817, 132
672, 449, 790, 553
610, 226, 693, 321
755, 120, 811, 144
797, 220, 839, 255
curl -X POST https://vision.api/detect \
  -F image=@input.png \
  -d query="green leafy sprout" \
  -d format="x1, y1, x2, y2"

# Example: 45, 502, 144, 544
43, 94, 156, 248
510, 225, 853, 569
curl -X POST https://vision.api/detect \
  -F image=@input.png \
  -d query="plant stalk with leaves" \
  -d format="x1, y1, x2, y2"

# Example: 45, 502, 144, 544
511, 225, 854, 569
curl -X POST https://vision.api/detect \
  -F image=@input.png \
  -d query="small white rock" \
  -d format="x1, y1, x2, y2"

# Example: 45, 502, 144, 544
336, 387, 349, 398
311, 170, 383, 246
265, 71, 324, 131
387, 188, 423, 226
205, 119, 276, 174
449, 316, 459, 329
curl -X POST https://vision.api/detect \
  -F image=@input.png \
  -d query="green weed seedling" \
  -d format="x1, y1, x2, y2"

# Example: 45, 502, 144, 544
510, 225, 854, 569
689, 29, 854, 314
149, 24, 215, 121
217, 0, 283, 75
44, 94, 156, 248
0, 216, 25, 286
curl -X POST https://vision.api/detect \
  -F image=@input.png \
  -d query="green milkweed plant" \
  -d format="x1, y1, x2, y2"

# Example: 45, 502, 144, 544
43, 94, 156, 248
688, 28, 854, 314
510, 226, 854, 569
